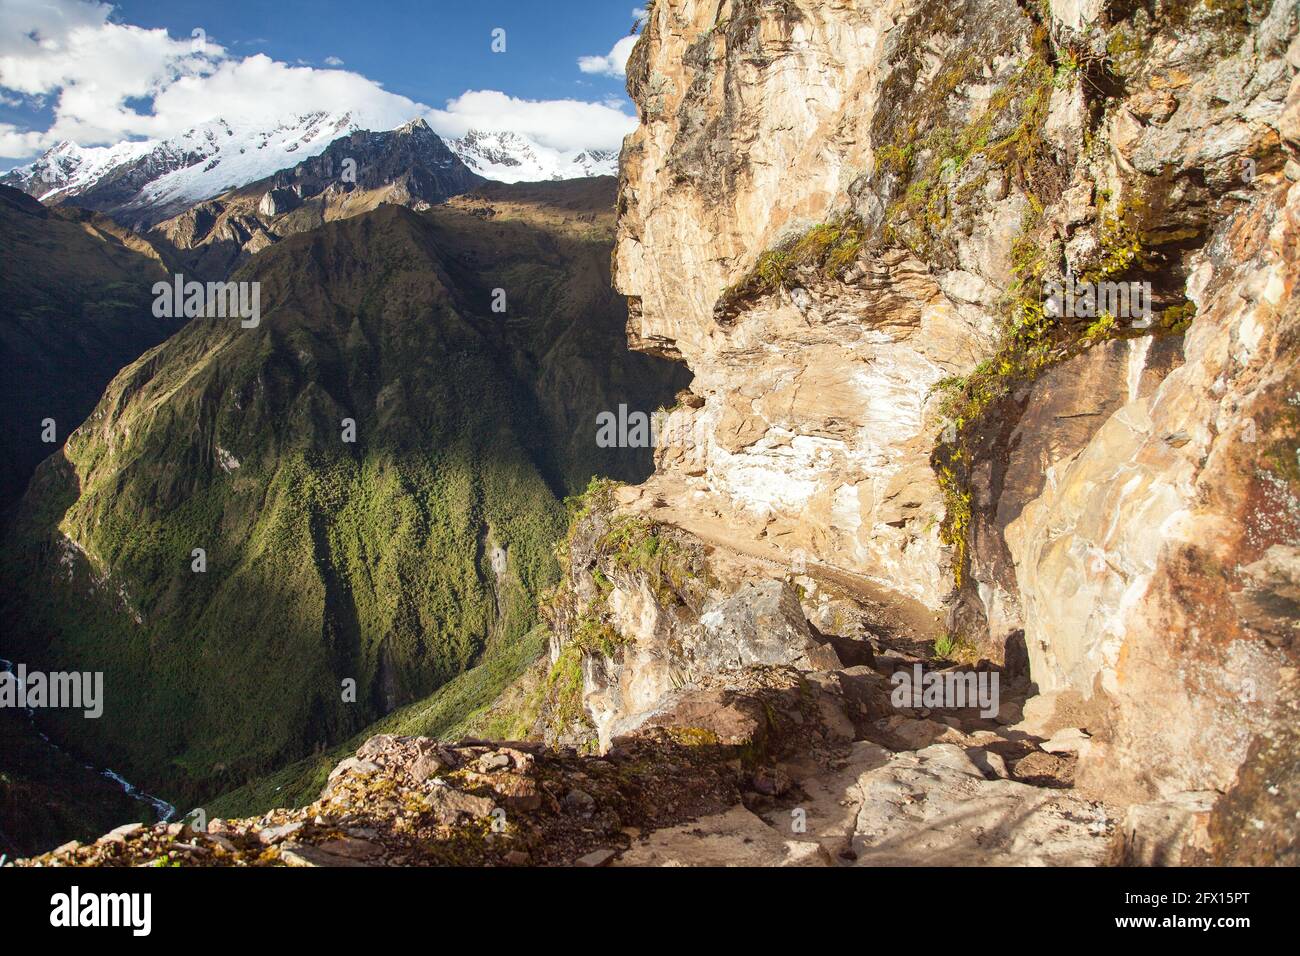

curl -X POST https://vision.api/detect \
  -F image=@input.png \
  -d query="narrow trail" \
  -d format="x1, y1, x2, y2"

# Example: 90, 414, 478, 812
618, 476, 944, 644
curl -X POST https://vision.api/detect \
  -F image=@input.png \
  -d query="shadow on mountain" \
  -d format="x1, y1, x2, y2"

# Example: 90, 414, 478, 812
0, 185, 187, 518
0, 184, 689, 819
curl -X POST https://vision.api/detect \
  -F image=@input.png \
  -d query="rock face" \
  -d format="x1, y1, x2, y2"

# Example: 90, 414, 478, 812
615, 0, 983, 608
606, 0, 1300, 852
1008, 170, 1300, 801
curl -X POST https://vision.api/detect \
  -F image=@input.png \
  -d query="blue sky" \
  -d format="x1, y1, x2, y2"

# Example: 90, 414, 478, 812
110, 0, 642, 108
0, 0, 646, 168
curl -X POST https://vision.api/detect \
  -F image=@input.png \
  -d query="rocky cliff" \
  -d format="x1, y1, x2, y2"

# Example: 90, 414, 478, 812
580, 0, 1298, 862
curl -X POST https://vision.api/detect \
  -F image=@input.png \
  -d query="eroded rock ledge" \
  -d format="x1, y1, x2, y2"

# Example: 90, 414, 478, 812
19, 670, 1120, 867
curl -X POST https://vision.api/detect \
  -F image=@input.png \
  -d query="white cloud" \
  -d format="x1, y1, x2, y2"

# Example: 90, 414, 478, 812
577, 7, 646, 78
0, 0, 223, 148
425, 90, 635, 153
0, 123, 47, 157
577, 35, 638, 78
145, 54, 419, 134
0, 0, 637, 160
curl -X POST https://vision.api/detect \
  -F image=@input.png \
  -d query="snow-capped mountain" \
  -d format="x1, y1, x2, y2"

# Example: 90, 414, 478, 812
152, 117, 485, 279
1, 112, 363, 226
447, 129, 619, 183
2, 117, 621, 226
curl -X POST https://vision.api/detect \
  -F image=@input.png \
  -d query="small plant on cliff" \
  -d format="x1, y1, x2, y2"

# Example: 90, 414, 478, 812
714, 212, 867, 316
543, 644, 595, 746
1083, 312, 1119, 341
598, 513, 705, 607
563, 476, 624, 531
572, 608, 624, 657
933, 633, 980, 665
1160, 300, 1197, 332
1094, 201, 1148, 279
935, 465, 972, 588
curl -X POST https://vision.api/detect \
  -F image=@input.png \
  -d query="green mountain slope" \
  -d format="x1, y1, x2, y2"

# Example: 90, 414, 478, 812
1, 179, 686, 811
0, 184, 183, 513
204, 624, 549, 820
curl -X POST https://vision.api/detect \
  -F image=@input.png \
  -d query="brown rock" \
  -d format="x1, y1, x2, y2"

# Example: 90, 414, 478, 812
256, 822, 303, 845
492, 774, 543, 812
1010, 751, 1075, 788
574, 848, 616, 867
422, 788, 497, 826
279, 838, 382, 868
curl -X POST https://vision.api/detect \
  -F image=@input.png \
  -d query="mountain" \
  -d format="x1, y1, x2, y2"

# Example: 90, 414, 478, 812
0, 118, 482, 507
2, 118, 621, 234
447, 129, 619, 182
151, 118, 484, 280
0, 185, 185, 513
0, 112, 363, 227
0, 177, 687, 814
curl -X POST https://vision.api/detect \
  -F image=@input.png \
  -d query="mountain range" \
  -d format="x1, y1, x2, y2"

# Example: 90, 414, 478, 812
1, 112, 364, 227
448, 129, 618, 182
150, 118, 485, 279
0, 91, 674, 847
1, 116, 621, 228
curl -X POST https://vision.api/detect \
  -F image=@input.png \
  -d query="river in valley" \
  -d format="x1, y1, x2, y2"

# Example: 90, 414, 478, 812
0, 657, 175, 824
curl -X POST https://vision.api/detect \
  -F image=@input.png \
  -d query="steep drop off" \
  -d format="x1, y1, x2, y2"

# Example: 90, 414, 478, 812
0, 178, 686, 815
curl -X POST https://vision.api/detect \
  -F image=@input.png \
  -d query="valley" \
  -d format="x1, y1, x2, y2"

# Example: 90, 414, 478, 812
0, 169, 685, 830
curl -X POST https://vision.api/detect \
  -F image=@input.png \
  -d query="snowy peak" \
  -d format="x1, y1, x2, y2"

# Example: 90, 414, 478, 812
1, 112, 364, 226
6, 139, 154, 200
148, 118, 484, 278
394, 117, 435, 136
259, 119, 483, 201
447, 129, 619, 183
570, 148, 621, 177
2, 116, 621, 224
